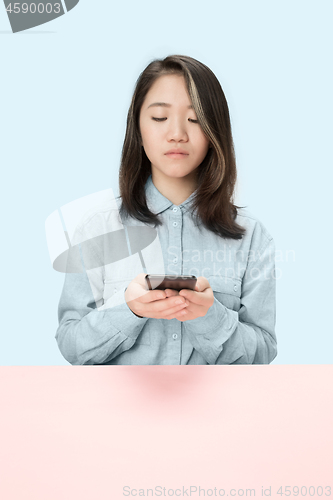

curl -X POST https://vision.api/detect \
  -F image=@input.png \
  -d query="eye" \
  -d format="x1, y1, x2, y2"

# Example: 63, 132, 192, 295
188, 119, 199, 123
152, 117, 167, 122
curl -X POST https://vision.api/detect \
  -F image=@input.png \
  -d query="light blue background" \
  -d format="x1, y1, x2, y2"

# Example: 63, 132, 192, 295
1, 0, 332, 365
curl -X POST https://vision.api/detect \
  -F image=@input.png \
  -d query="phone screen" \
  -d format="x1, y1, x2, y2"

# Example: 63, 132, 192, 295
145, 274, 197, 291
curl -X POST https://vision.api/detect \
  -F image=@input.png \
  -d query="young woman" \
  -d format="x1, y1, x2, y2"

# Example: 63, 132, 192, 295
56, 55, 277, 365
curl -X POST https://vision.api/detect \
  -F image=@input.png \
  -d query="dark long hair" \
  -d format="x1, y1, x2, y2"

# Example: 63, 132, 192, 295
119, 55, 246, 239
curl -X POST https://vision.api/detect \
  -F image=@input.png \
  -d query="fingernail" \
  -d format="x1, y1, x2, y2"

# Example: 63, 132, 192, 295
175, 299, 184, 305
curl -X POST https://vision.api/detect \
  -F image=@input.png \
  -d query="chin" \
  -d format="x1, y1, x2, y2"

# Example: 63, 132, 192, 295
169, 173, 191, 180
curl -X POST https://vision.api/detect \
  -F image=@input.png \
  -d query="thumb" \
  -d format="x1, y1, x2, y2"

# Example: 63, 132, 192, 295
194, 277, 209, 293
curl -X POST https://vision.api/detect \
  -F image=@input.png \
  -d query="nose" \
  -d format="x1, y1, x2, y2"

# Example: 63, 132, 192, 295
166, 117, 189, 143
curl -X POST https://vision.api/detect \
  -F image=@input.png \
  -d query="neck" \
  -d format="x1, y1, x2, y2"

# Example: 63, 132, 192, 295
151, 171, 198, 206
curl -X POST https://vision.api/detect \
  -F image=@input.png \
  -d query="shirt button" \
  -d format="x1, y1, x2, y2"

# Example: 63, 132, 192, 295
173, 222, 178, 227
233, 285, 237, 292
173, 258, 178, 263
114, 288, 117, 293
172, 207, 178, 212
172, 333, 178, 340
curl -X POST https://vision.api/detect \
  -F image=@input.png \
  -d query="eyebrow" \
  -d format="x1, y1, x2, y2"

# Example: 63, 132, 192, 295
147, 102, 193, 109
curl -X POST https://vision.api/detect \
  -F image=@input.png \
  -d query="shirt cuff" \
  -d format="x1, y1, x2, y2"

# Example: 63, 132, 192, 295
98, 286, 149, 340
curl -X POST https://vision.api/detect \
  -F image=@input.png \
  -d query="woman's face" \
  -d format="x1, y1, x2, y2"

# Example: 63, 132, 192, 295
139, 74, 210, 186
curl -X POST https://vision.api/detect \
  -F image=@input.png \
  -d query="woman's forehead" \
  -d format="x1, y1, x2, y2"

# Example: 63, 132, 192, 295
142, 74, 191, 108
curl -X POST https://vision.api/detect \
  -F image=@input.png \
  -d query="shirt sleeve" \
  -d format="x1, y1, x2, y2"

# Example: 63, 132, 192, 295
55, 271, 149, 365
55, 213, 149, 365
182, 235, 277, 365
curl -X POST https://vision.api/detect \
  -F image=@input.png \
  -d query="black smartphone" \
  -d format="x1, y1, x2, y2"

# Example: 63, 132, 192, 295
145, 274, 197, 291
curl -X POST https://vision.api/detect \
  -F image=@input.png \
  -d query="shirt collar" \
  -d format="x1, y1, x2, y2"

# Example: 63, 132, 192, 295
145, 175, 197, 214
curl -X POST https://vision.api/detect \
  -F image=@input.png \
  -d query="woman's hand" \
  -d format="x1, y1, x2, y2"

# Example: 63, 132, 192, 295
174, 277, 214, 321
124, 273, 190, 320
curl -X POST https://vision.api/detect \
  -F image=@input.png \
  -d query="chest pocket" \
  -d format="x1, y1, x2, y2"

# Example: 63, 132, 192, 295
208, 275, 242, 312
103, 278, 151, 346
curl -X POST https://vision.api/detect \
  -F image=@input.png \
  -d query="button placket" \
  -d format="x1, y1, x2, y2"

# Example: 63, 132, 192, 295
165, 207, 183, 356
169, 208, 183, 275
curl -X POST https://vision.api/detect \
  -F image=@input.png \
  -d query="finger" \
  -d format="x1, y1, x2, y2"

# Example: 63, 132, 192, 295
163, 306, 190, 319
139, 289, 167, 304
158, 302, 189, 318
141, 289, 178, 303
147, 302, 187, 319
164, 307, 188, 320
162, 299, 198, 319
164, 288, 179, 298
166, 302, 209, 320
150, 296, 189, 314
178, 289, 203, 305
192, 276, 210, 293
199, 276, 211, 290
179, 286, 212, 305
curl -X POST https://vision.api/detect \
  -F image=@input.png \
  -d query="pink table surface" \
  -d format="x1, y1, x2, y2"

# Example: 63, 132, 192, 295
0, 366, 332, 500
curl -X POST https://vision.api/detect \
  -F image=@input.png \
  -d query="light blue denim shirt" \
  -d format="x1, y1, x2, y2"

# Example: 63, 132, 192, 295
56, 175, 277, 365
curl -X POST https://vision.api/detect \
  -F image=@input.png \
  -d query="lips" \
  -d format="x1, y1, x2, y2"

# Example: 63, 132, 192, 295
165, 149, 188, 156
165, 149, 189, 160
